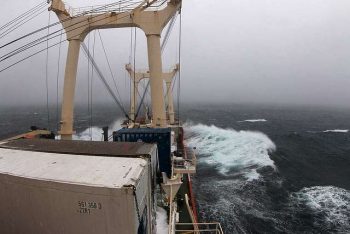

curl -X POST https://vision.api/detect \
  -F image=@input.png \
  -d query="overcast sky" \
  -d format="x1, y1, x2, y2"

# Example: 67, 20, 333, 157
1, 0, 350, 109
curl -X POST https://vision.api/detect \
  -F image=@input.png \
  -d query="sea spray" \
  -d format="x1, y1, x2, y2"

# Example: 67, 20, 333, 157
74, 119, 123, 141
185, 123, 276, 180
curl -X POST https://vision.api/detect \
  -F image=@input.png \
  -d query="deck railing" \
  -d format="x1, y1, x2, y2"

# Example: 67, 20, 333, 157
175, 222, 224, 234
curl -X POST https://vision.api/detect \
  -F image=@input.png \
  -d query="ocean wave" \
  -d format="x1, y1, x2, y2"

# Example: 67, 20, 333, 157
292, 186, 350, 232
185, 123, 276, 180
73, 119, 123, 141
238, 119, 267, 123
323, 129, 348, 133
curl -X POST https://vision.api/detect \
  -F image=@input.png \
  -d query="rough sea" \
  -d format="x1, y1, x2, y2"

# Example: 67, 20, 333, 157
0, 103, 349, 234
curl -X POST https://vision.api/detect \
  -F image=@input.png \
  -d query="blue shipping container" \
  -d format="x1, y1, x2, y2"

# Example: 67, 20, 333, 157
113, 128, 172, 176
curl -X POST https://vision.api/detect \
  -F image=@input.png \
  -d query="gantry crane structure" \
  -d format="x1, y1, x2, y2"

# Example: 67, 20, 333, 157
50, 0, 181, 139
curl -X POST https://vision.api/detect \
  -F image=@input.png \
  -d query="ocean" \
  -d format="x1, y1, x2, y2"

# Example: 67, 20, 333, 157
1, 103, 349, 233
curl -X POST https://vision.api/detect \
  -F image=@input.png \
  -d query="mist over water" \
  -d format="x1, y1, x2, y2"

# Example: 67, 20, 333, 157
1, 103, 350, 233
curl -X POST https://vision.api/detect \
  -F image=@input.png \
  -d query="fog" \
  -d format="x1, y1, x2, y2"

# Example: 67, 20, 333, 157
1, 0, 350, 109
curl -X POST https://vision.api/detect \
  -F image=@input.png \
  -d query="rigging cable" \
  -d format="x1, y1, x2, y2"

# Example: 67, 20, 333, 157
81, 43, 130, 120
87, 32, 91, 140
0, 1, 142, 73
0, 7, 48, 39
0, 1, 47, 36
0, 0, 139, 62
133, 27, 137, 122
129, 28, 133, 114
45, 12, 51, 130
0, 3, 141, 73
135, 79, 150, 119
0, 0, 135, 50
55, 31, 63, 133
0, 1, 46, 31
97, 30, 125, 111
161, 13, 178, 53
177, 11, 182, 125
90, 31, 97, 141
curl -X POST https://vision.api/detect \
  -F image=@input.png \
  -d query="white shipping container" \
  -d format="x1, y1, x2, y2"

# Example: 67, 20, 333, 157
0, 142, 156, 234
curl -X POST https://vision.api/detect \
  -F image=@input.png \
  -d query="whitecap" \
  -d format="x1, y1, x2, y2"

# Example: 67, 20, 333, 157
323, 129, 348, 133
185, 123, 276, 180
292, 186, 350, 231
238, 119, 267, 123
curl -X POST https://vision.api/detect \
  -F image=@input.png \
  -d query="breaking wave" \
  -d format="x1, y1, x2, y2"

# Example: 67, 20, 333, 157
238, 119, 267, 123
185, 123, 276, 180
292, 186, 350, 232
323, 129, 348, 133
73, 119, 123, 141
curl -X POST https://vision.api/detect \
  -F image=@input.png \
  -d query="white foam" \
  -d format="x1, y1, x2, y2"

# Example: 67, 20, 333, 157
185, 123, 276, 180
292, 186, 350, 231
156, 206, 168, 234
74, 119, 123, 141
239, 119, 267, 123
323, 129, 348, 133
73, 127, 105, 141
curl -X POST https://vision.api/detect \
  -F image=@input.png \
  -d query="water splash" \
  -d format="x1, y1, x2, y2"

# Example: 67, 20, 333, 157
185, 123, 276, 180
73, 119, 123, 141
156, 207, 168, 234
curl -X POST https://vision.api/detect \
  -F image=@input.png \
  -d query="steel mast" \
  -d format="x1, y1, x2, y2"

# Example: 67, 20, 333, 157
50, 0, 181, 139
125, 63, 179, 124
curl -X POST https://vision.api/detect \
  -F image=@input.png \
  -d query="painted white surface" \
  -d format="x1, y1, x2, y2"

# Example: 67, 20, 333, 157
0, 148, 146, 188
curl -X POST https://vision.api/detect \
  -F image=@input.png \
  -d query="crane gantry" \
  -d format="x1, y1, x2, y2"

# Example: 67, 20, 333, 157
50, 0, 181, 139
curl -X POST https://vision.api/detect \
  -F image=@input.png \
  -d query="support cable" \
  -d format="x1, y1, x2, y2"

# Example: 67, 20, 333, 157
133, 27, 137, 121
81, 43, 130, 120
0, 5, 141, 73
45, 12, 51, 130
87, 32, 91, 140
0, 0, 138, 61
161, 13, 178, 52
97, 30, 125, 110
55, 31, 63, 133
129, 28, 133, 112
135, 81, 150, 119
0, 0, 134, 50
0, 1, 47, 33
0, 7, 48, 39
177, 11, 182, 125
90, 31, 97, 141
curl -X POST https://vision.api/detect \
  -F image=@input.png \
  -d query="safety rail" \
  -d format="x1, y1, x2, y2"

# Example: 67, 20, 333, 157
65, 0, 171, 16
175, 223, 224, 234
63, 0, 144, 16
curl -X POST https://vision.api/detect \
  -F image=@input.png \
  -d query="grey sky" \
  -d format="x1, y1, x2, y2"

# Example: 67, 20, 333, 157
0, 0, 350, 108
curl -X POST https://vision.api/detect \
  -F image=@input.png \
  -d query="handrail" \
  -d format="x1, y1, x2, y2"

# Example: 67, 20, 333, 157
175, 222, 224, 234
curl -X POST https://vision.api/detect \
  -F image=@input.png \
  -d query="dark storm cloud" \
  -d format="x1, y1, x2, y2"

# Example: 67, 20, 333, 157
1, 0, 350, 108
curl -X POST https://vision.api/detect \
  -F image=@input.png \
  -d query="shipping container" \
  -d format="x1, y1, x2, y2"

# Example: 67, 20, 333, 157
0, 139, 158, 234
113, 128, 172, 177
